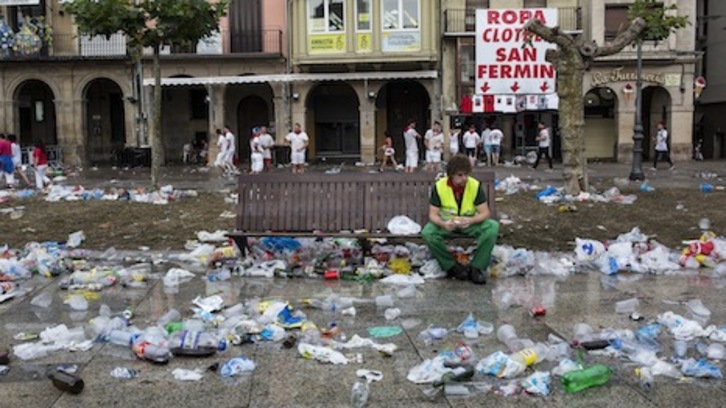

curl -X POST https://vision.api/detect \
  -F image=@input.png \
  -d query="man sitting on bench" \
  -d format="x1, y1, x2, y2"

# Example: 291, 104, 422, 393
422, 154, 499, 285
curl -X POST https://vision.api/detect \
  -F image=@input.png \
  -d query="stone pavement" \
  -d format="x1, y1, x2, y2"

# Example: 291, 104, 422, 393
1, 262, 725, 407
69, 159, 724, 192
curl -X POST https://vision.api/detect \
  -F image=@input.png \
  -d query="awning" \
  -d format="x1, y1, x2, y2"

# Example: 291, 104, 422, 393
143, 70, 438, 87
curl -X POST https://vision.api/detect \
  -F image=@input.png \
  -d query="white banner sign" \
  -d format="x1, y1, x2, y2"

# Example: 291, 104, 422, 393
475, 8, 558, 95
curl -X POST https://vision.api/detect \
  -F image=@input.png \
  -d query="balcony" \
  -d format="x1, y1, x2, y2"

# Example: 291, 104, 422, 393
0, 29, 283, 60
444, 7, 582, 35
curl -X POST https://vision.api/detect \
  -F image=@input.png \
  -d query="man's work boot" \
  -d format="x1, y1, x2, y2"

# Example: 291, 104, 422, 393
447, 263, 470, 281
470, 267, 487, 285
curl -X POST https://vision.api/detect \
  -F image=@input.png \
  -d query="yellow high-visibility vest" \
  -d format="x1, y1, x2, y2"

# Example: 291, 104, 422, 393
435, 176, 480, 220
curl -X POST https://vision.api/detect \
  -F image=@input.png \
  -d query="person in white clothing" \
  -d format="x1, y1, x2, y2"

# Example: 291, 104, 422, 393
462, 124, 480, 166
249, 127, 264, 174
223, 126, 238, 175
285, 123, 309, 173
403, 119, 421, 173
532, 122, 553, 170
488, 126, 503, 166
257, 125, 275, 171
214, 128, 228, 173
8, 134, 30, 187
424, 121, 444, 172
652, 121, 674, 170
449, 128, 461, 157
481, 125, 492, 165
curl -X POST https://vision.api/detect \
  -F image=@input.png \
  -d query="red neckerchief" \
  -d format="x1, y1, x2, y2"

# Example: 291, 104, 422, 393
447, 178, 465, 201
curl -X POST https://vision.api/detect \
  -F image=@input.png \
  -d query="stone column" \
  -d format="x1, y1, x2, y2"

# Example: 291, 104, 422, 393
617, 104, 636, 163
670, 109, 693, 161
124, 97, 138, 147
206, 84, 226, 164
271, 82, 291, 143
360, 100, 376, 163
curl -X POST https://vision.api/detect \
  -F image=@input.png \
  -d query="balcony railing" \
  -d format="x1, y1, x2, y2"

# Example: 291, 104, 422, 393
445, 7, 582, 34
1, 29, 283, 60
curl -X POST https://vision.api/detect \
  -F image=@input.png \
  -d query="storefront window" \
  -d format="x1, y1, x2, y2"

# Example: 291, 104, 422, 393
308, 0, 345, 33
356, 0, 371, 31
382, 0, 419, 30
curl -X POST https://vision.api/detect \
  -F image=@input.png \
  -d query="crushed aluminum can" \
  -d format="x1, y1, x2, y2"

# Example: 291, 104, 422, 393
530, 306, 547, 317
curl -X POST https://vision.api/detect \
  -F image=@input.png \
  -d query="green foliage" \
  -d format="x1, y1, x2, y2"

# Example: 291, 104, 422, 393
63, 0, 229, 50
628, 0, 689, 42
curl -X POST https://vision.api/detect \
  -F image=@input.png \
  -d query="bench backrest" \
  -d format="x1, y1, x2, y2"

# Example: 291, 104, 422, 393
236, 171, 496, 233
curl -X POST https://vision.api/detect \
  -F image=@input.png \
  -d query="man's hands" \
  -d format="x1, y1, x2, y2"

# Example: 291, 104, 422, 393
443, 217, 472, 231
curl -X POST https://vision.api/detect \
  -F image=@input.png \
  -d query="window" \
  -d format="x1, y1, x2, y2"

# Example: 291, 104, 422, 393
309, 0, 345, 33
604, 5, 629, 41
460, 45, 475, 83
356, 0, 371, 31
523, 0, 547, 8
382, 0, 419, 30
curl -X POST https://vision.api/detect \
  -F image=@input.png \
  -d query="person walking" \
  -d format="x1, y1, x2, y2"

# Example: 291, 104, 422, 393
421, 154, 499, 285
8, 134, 30, 187
652, 121, 674, 170
424, 121, 444, 172
249, 127, 264, 175
223, 126, 239, 175
403, 119, 421, 173
32, 141, 52, 190
488, 126, 503, 166
462, 124, 480, 167
285, 123, 309, 174
0, 133, 15, 188
214, 128, 228, 174
481, 124, 493, 166
449, 127, 461, 157
532, 122, 553, 170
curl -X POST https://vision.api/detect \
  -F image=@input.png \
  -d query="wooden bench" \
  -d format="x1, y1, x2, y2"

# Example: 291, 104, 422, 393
228, 170, 496, 254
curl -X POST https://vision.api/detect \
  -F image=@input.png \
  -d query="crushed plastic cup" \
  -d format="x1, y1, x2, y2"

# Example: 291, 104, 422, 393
615, 298, 640, 314
384, 308, 401, 321
707, 343, 725, 360
375, 295, 394, 308
698, 218, 711, 230
478, 321, 494, 335
30, 292, 53, 308
497, 324, 518, 348
686, 299, 711, 326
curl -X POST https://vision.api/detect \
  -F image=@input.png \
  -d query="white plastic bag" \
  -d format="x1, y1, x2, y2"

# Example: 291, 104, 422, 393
387, 216, 422, 235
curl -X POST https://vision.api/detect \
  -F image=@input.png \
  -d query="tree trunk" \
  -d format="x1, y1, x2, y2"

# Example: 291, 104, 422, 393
151, 44, 162, 188
556, 50, 586, 194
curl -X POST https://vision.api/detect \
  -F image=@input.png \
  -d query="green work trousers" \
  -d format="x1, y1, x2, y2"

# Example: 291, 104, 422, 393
422, 219, 500, 272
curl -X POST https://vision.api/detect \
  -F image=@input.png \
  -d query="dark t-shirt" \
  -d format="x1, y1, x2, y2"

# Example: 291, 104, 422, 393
430, 181, 487, 212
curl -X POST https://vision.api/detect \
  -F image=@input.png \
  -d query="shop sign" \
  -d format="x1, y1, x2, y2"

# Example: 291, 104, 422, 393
592, 67, 666, 86
381, 31, 420, 52
308, 33, 346, 54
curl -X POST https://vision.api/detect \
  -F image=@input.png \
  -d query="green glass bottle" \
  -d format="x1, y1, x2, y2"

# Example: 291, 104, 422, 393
561, 364, 613, 394
165, 321, 184, 334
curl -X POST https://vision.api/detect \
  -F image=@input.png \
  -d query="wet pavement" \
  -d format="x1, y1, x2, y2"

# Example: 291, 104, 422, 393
2, 263, 725, 407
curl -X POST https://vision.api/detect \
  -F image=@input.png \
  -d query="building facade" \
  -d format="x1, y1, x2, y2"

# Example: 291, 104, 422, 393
0, 0, 699, 167
695, 0, 726, 159
441, 0, 698, 163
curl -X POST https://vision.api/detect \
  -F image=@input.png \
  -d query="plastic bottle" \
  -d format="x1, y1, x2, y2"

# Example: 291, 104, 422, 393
561, 364, 613, 394
48, 370, 85, 394
509, 343, 548, 367
134, 342, 171, 364
299, 321, 321, 345
351, 379, 370, 408
615, 298, 640, 314
169, 330, 222, 356
156, 309, 181, 327
497, 324, 519, 350
107, 329, 140, 347
635, 367, 654, 390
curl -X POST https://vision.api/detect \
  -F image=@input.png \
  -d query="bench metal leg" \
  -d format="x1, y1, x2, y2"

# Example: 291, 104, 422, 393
230, 235, 249, 258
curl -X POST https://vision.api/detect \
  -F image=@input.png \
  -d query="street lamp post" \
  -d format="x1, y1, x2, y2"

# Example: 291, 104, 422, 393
629, 39, 645, 181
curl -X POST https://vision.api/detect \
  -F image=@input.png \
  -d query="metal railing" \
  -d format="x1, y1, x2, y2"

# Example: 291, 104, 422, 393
1, 29, 283, 60
445, 7, 582, 34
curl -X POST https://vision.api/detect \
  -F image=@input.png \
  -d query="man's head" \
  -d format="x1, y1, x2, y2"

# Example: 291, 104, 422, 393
433, 121, 441, 132
7, 134, 17, 143
224, 125, 232, 133
446, 154, 472, 186
293, 123, 301, 133
538, 122, 546, 129
657, 121, 664, 130
260, 125, 268, 134
408, 119, 416, 129
469, 124, 476, 132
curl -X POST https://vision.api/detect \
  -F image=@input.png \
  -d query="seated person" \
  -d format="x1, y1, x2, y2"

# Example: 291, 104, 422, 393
422, 154, 499, 285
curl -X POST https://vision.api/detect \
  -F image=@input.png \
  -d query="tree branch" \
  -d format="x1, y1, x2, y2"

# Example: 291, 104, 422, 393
524, 19, 574, 49
592, 17, 647, 57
